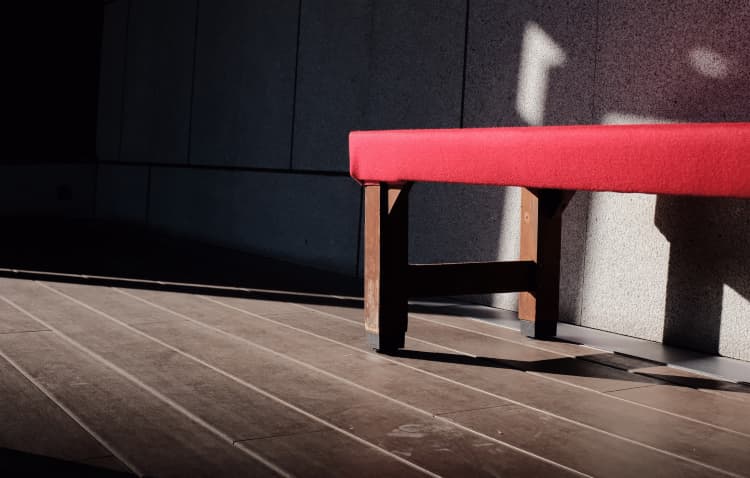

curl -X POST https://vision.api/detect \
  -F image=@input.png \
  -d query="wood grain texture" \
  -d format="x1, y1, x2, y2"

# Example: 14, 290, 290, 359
0, 355, 115, 466
0, 332, 277, 477
123, 289, 578, 477
364, 184, 410, 351
265, 299, 750, 476
519, 188, 565, 338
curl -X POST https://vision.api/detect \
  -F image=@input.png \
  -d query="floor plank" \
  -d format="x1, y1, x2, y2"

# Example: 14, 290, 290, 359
2, 271, 748, 477
440, 405, 712, 478
122, 289, 739, 478
0, 447, 134, 477
0, 331, 278, 478
227, 298, 750, 477
116, 291, 580, 477
314, 303, 664, 393
0, 298, 49, 334
632, 366, 750, 404
31, 280, 431, 477
123, 288, 508, 416
0, 354, 117, 468
608, 384, 750, 435
408, 307, 605, 358
245, 430, 435, 478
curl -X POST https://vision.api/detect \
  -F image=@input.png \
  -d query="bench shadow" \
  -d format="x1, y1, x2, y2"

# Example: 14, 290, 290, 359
0, 448, 134, 477
390, 349, 750, 393
590, 0, 750, 359
655, 196, 750, 356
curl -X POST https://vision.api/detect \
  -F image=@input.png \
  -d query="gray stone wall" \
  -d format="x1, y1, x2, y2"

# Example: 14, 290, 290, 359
96, 0, 750, 361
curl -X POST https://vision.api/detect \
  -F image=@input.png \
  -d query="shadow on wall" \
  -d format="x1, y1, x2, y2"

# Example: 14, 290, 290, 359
410, 0, 595, 318
421, 0, 749, 358
656, 198, 750, 355
591, 0, 750, 356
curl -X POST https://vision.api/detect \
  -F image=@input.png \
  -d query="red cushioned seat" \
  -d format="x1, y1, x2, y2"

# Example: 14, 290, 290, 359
349, 122, 750, 198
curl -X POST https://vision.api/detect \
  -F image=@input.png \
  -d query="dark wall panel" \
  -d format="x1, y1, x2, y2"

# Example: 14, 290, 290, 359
189, 0, 300, 168
366, 0, 466, 131
120, 0, 197, 164
95, 164, 149, 223
96, 0, 129, 162
0, 165, 95, 217
149, 168, 361, 275
292, 0, 372, 172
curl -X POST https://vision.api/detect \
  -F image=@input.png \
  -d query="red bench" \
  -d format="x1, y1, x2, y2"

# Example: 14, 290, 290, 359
349, 122, 750, 351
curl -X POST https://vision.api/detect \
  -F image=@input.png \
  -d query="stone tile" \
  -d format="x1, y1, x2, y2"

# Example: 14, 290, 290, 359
586, 1, 750, 361
120, 0, 196, 164
595, 0, 750, 124
293, 0, 466, 172
409, 183, 514, 264
463, 0, 597, 127
190, 0, 299, 168
366, 0, 466, 131
292, 0, 372, 172
409, 183, 520, 311
96, 0, 129, 162
148, 168, 361, 275
406, 1, 595, 311
409, 184, 589, 317
654, 196, 750, 359
579, 193, 670, 342
0, 164, 95, 218
581, 192, 750, 363
559, 191, 591, 323
95, 164, 148, 223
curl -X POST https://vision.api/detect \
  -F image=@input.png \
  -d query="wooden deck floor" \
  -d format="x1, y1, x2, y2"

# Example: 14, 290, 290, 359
1, 273, 749, 477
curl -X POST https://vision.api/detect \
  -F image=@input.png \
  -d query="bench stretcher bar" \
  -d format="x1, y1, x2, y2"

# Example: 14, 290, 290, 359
363, 182, 572, 351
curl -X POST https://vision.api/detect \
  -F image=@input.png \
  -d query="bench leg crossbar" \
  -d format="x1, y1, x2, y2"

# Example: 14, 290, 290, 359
364, 182, 573, 352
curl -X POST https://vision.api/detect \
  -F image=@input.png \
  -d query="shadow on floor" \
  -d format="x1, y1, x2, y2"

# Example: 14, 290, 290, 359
0, 217, 361, 297
390, 349, 750, 394
0, 216, 521, 319
0, 448, 133, 477
3, 216, 746, 393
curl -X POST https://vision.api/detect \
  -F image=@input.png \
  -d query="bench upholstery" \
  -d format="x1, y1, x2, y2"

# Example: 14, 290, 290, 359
349, 122, 750, 351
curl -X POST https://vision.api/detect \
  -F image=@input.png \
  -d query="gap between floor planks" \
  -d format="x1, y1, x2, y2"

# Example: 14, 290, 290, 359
5, 278, 750, 476
5, 279, 583, 477
107, 284, 750, 478
0, 281, 432, 478
178, 294, 750, 476
291, 299, 750, 432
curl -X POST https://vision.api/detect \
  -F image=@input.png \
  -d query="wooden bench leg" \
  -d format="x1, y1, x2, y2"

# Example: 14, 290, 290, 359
364, 183, 410, 352
519, 188, 572, 338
